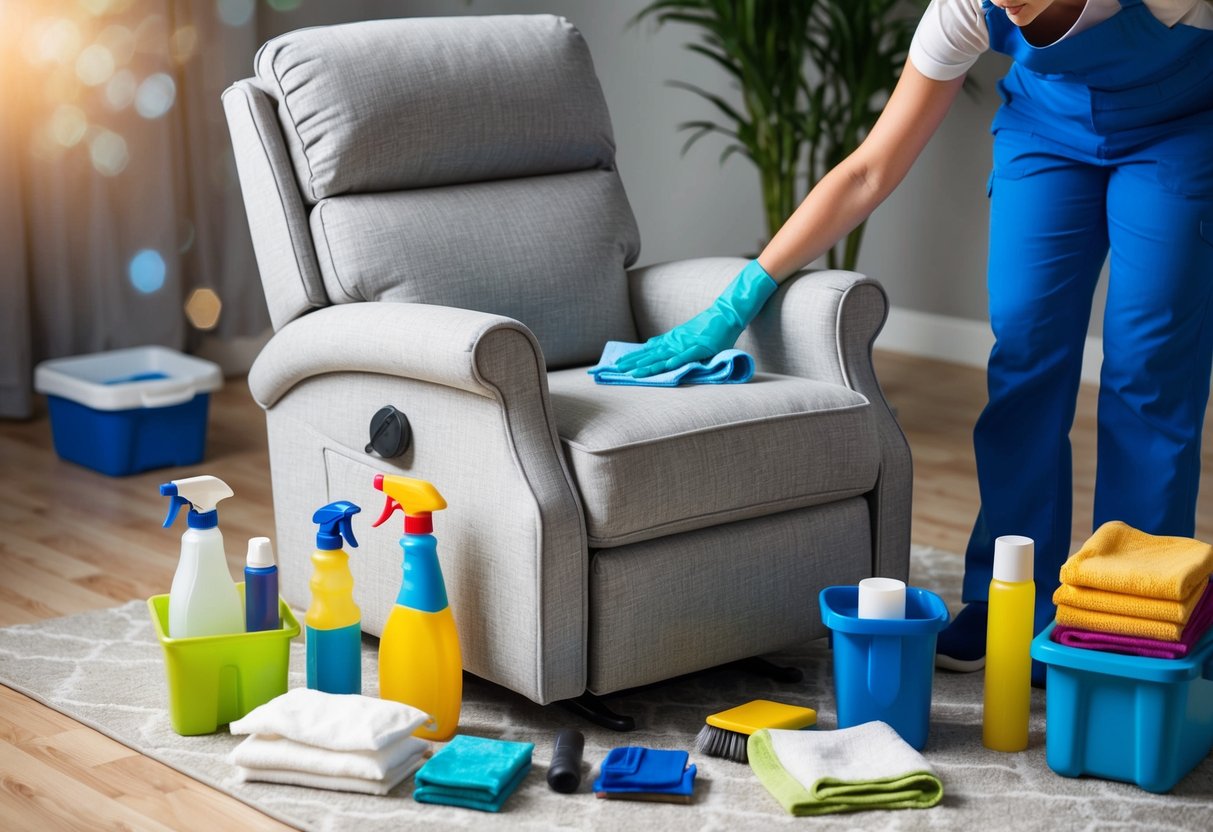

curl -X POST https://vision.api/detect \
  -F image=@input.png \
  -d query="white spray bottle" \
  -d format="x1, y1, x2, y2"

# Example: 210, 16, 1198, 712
161, 475, 243, 638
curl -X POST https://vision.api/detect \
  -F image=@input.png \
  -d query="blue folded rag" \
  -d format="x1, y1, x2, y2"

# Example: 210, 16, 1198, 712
587, 341, 755, 387
413, 735, 534, 812
592, 746, 697, 796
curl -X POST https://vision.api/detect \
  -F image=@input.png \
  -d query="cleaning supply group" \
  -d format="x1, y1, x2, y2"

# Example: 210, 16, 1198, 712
153, 472, 1213, 813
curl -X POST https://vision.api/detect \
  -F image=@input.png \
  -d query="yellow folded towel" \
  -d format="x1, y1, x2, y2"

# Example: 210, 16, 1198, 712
1058, 521, 1213, 601
1054, 604, 1183, 642
1051, 581, 1204, 625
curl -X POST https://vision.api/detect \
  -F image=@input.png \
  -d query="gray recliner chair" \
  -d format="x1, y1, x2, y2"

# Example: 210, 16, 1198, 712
223, 15, 911, 722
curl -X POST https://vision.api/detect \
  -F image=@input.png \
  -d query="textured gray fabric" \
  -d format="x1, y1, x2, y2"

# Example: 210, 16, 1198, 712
548, 368, 878, 547
254, 305, 587, 704
254, 16, 617, 202
630, 258, 912, 580
588, 498, 873, 693
311, 170, 640, 368
222, 81, 326, 331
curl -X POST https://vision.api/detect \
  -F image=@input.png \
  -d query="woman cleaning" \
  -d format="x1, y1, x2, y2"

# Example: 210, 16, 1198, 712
614, 0, 1213, 682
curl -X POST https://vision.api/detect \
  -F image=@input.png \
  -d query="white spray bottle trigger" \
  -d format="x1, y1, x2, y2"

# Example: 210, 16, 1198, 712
161, 475, 234, 527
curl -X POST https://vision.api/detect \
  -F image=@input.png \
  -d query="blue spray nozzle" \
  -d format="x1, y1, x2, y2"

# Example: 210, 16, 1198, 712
160, 477, 231, 530
160, 483, 187, 528
313, 501, 361, 550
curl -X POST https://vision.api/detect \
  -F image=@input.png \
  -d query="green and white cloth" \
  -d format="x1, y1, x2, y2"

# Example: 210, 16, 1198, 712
747, 721, 943, 816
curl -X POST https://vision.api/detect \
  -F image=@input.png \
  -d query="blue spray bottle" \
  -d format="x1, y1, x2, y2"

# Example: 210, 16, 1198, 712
306, 502, 362, 695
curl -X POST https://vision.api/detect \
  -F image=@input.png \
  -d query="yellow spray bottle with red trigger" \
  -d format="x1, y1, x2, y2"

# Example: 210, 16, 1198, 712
371, 474, 461, 741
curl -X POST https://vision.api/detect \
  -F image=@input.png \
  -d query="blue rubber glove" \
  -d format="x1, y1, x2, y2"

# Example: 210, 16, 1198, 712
615, 260, 778, 378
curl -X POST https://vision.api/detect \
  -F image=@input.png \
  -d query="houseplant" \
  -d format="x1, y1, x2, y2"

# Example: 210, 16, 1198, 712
634, 0, 923, 271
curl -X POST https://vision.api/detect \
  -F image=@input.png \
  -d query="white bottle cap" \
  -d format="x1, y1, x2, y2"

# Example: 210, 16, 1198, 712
857, 577, 907, 619
246, 537, 275, 568
993, 535, 1034, 583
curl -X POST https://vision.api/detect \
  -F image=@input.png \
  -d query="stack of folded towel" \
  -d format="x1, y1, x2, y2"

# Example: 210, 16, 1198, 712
413, 734, 533, 812
228, 688, 431, 795
748, 721, 943, 816
592, 746, 698, 804
1052, 521, 1213, 659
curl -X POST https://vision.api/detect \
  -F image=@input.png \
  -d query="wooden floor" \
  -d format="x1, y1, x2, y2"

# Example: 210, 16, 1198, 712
1, 351, 1210, 829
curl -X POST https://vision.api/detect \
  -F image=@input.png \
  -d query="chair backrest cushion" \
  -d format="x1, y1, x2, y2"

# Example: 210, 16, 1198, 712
254, 15, 641, 366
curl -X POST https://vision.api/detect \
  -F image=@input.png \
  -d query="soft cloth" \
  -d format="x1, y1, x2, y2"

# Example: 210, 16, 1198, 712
229, 733, 429, 781
1052, 580, 1204, 624
1052, 582, 1213, 659
592, 746, 697, 800
234, 755, 425, 795
1055, 604, 1186, 642
413, 735, 534, 812
229, 688, 430, 751
587, 341, 754, 386
1058, 521, 1213, 601
748, 722, 943, 817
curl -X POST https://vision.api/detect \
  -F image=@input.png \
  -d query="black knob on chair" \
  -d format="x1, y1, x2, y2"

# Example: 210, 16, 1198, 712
365, 406, 411, 458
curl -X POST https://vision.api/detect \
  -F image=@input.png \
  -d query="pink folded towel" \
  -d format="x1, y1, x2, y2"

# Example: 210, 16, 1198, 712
1051, 581, 1213, 659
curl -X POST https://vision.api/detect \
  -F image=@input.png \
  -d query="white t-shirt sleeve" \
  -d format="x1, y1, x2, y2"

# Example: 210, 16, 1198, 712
909, 0, 991, 81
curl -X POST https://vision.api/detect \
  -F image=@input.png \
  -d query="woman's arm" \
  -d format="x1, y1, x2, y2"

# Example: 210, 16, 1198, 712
757, 60, 966, 280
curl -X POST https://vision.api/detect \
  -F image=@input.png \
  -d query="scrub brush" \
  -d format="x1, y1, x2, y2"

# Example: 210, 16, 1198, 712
695, 699, 816, 763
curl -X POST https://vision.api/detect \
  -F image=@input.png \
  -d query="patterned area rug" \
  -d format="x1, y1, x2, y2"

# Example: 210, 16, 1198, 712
1, 545, 1210, 831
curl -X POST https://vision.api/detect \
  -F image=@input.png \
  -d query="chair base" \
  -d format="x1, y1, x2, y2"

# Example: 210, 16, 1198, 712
560, 692, 636, 732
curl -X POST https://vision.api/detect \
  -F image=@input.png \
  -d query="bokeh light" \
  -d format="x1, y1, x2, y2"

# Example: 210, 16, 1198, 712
97, 25, 136, 66
169, 26, 198, 64
75, 43, 115, 86
129, 249, 166, 294
35, 19, 82, 65
185, 288, 223, 330
79, 0, 119, 16
135, 72, 175, 119
217, 0, 256, 28
50, 105, 88, 148
88, 128, 128, 176
105, 69, 136, 110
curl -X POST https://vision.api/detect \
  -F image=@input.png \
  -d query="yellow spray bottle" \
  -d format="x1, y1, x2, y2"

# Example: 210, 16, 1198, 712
371, 474, 461, 741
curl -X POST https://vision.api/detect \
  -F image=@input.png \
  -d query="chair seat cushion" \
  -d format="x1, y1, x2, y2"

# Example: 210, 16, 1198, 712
546, 369, 881, 547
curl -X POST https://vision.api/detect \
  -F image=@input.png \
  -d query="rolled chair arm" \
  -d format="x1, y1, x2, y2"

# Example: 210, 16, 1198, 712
629, 256, 912, 582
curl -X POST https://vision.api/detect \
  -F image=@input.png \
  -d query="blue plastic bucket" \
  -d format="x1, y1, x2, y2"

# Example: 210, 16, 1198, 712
819, 585, 950, 750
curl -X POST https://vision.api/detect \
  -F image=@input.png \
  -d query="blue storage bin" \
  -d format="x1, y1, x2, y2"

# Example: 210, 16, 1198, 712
34, 347, 222, 477
819, 585, 950, 750
1031, 623, 1213, 793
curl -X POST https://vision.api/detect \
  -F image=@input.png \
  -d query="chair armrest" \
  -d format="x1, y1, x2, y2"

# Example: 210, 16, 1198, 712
629, 256, 911, 582
248, 301, 542, 407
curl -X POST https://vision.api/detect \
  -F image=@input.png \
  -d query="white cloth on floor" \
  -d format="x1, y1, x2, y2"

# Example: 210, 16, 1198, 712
229, 733, 429, 781
234, 755, 426, 795
229, 688, 430, 751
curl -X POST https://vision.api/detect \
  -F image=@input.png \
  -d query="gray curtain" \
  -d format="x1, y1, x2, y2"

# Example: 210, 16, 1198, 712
0, 1, 271, 419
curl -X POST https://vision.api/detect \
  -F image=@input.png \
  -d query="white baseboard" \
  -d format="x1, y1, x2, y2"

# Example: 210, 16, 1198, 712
875, 306, 1104, 386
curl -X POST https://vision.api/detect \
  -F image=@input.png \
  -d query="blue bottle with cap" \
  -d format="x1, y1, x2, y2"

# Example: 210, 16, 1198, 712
244, 536, 280, 633
306, 501, 362, 694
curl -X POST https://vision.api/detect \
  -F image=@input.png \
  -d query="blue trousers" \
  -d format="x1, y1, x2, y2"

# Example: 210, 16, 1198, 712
963, 125, 1213, 630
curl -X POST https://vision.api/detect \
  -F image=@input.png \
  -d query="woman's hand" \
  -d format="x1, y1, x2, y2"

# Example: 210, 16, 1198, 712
615, 260, 777, 377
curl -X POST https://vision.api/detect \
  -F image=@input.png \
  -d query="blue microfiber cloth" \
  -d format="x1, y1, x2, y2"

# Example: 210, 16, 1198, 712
413, 735, 533, 812
587, 341, 755, 387
592, 747, 697, 797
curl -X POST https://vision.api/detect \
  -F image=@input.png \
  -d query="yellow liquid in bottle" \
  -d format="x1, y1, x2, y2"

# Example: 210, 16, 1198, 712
983, 578, 1035, 751
378, 604, 462, 741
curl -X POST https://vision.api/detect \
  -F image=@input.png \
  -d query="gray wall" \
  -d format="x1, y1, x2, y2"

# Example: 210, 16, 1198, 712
267, 0, 1109, 333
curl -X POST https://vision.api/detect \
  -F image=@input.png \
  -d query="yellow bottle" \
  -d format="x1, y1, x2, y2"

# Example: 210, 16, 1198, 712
371, 474, 461, 741
983, 535, 1035, 752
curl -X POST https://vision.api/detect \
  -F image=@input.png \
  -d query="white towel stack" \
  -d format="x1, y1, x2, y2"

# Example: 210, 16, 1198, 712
228, 688, 432, 795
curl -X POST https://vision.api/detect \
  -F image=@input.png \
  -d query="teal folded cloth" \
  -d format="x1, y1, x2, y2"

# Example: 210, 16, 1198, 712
587, 341, 755, 387
748, 722, 943, 816
413, 735, 533, 812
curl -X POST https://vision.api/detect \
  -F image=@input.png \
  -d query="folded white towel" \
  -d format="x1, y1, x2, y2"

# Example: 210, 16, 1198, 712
770, 721, 936, 787
229, 688, 429, 751
229, 733, 429, 781
235, 755, 425, 796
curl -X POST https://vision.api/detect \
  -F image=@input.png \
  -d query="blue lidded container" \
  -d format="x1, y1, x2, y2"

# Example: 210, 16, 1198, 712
819, 585, 950, 750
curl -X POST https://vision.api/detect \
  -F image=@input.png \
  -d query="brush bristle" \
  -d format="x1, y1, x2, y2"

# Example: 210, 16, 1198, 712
695, 723, 749, 763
